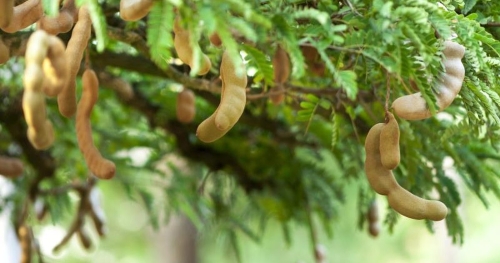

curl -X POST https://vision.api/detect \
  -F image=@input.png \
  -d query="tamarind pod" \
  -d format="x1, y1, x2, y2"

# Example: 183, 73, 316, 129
0, 156, 23, 178
38, 0, 78, 35
392, 41, 465, 120
18, 225, 32, 263
272, 45, 290, 84
0, 0, 14, 29
176, 89, 196, 124
367, 200, 379, 223
214, 50, 247, 131
368, 223, 380, 237
173, 16, 211, 75
97, 71, 134, 101
58, 5, 91, 118
76, 229, 92, 250
380, 112, 400, 170
119, 0, 153, 21
196, 114, 230, 143
76, 69, 116, 179
1, 0, 43, 33
42, 36, 68, 97
364, 123, 398, 195
365, 123, 448, 221
269, 85, 285, 105
0, 37, 10, 64
387, 187, 448, 221
209, 33, 222, 47
23, 31, 55, 149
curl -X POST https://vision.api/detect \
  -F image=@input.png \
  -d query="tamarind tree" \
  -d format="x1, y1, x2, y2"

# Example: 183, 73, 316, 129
2, 0, 500, 261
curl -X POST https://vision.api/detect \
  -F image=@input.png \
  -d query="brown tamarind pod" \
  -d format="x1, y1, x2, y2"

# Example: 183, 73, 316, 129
23, 30, 58, 150
392, 41, 465, 120
300, 45, 325, 76
364, 123, 448, 221
0, 156, 23, 178
0, 37, 10, 64
18, 225, 32, 263
58, 5, 91, 118
196, 114, 231, 143
209, 33, 222, 47
38, 0, 78, 35
379, 112, 400, 170
367, 200, 380, 237
272, 45, 290, 84
269, 85, 285, 105
76, 69, 116, 179
0, 0, 14, 28
173, 16, 211, 75
176, 89, 196, 124
213, 50, 247, 131
42, 36, 68, 97
1, 0, 43, 33
119, 0, 153, 21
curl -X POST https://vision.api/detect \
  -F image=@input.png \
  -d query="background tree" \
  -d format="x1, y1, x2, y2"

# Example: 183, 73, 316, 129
2, 0, 500, 262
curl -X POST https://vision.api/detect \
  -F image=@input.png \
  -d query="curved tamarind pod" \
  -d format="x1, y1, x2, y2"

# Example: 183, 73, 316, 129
392, 41, 465, 120
76, 69, 116, 179
209, 33, 222, 47
38, 0, 78, 35
269, 85, 285, 105
23, 30, 56, 149
58, 5, 91, 118
364, 123, 447, 221
176, 89, 196, 124
273, 45, 290, 84
1, 0, 43, 33
0, 156, 23, 178
42, 36, 68, 97
196, 113, 231, 143
0, 37, 9, 64
0, 0, 14, 28
173, 16, 211, 75
214, 50, 247, 131
18, 225, 32, 263
119, 0, 153, 21
380, 112, 400, 170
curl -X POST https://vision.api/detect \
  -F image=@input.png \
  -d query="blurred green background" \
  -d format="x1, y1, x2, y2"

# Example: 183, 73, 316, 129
33, 177, 500, 263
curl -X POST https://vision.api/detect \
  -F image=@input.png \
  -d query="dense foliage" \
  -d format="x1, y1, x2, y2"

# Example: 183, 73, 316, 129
2, 0, 500, 261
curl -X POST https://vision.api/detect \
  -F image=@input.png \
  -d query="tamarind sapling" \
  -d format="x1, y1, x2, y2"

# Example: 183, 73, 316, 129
0, 156, 23, 178
209, 33, 222, 47
0, 37, 9, 64
0, 0, 14, 28
392, 41, 465, 120
176, 89, 196, 124
379, 112, 400, 170
214, 50, 247, 131
119, 0, 153, 21
58, 5, 91, 118
173, 16, 211, 75
38, 0, 78, 35
76, 69, 116, 179
364, 123, 448, 221
23, 30, 58, 150
1, 0, 43, 33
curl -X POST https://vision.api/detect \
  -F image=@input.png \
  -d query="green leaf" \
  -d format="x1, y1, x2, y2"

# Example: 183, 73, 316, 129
147, 1, 174, 70
42, 0, 59, 17
334, 70, 358, 100
87, 0, 108, 52
241, 44, 274, 86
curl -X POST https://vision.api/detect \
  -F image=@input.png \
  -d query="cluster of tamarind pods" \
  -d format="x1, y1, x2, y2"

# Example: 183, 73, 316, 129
364, 40, 466, 223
